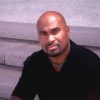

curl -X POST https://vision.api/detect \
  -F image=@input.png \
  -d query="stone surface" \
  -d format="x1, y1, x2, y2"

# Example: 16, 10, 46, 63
0, 53, 4, 64
5, 44, 41, 67
0, 21, 38, 41
0, 65, 39, 100
0, 98, 9, 100
70, 26, 100, 47
0, 21, 100, 47
0, 40, 41, 67
0, 65, 22, 98
0, 0, 100, 27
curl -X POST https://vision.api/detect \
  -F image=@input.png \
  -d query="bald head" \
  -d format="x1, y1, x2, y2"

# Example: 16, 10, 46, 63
37, 11, 68, 31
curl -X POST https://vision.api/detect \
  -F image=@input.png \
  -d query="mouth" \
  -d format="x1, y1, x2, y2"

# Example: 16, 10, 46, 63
47, 45, 58, 51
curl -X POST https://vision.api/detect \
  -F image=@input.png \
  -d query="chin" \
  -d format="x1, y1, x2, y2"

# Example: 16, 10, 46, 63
47, 51, 62, 57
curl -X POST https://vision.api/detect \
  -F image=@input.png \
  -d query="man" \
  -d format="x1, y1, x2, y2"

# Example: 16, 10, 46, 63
11, 11, 100, 100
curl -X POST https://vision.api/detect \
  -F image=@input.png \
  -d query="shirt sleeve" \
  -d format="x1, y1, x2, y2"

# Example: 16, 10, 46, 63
11, 57, 37, 100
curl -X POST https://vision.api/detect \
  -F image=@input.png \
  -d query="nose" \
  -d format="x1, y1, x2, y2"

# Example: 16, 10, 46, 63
48, 35, 55, 43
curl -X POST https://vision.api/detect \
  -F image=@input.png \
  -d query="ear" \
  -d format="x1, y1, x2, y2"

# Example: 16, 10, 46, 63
66, 26, 70, 32
66, 26, 70, 37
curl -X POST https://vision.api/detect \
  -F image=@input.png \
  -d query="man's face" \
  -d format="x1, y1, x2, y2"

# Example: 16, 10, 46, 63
37, 16, 69, 57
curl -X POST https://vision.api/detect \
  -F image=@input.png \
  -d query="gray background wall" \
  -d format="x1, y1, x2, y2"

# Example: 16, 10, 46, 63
0, 0, 100, 27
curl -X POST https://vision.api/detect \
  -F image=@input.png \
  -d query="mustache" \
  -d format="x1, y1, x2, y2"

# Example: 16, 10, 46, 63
45, 42, 60, 49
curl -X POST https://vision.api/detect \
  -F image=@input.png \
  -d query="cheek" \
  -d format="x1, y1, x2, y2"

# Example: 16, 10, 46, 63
39, 38, 47, 49
57, 32, 68, 42
58, 32, 69, 47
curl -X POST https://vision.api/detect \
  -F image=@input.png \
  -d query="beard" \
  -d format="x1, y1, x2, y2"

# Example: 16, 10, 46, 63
46, 46, 61, 57
44, 42, 66, 57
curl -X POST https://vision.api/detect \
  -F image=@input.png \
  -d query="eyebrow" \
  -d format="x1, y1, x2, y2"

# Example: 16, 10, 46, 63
38, 30, 48, 35
38, 27, 61, 34
52, 27, 60, 31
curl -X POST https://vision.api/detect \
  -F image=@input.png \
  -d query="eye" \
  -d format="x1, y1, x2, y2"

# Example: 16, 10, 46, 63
39, 31, 47, 36
52, 28, 60, 34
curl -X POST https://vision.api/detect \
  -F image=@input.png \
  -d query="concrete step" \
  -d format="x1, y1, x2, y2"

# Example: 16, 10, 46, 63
0, 97, 9, 100
0, 21, 100, 47
0, 40, 41, 67
0, 21, 38, 41
70, 26, 100, 47
0, 64, 40, 100
0, 64, 22, 99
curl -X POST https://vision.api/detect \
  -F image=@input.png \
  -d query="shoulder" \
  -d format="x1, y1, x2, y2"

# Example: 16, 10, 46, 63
70, 40, 100, 65
71, 40, 99, 58
23, 50, 46, 71
24, 50, 44, 64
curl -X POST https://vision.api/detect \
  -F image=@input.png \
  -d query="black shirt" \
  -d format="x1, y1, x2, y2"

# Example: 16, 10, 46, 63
12, 40, 100, 100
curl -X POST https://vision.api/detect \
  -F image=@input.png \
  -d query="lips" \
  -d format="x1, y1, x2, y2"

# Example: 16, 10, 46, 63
47, 45, 58, 51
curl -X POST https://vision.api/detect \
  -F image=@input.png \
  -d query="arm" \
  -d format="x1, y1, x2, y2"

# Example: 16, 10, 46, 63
10, 56, 37, 100
10, 96, 22, 100
86, 94, 100, 100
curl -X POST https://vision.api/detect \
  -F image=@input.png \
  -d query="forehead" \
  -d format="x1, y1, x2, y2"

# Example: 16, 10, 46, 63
37, 16, 63, 32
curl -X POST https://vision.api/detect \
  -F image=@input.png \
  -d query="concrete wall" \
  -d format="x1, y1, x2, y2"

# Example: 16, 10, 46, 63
0, 0, 100, 27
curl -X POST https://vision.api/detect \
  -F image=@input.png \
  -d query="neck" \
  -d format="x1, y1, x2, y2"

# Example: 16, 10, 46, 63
49, 42, 70, 65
